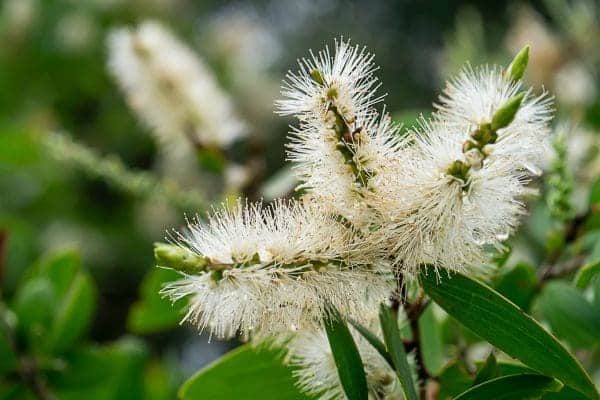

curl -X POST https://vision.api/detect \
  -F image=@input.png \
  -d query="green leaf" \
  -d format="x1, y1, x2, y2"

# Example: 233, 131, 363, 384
127, 268, 185, 334
419, 267, 599, 400
437, 360, 473, 399
472, 353, 499, 386
25, 250, 80, 299
544, 385, 590, 400
454, 374, 562, 400
12, 277, 55, 350
379, 305, 418, 400
535, 281, 600, 348
324, 307, 368, 400
179, 345, 309, 400
418, 304, 444, 375
12, 251, 96, 355
494, 263, 537, 310
51, 337, 148, 400
44, 272, 96, 354
349, 319, 393, 367
574, 239, 600, 288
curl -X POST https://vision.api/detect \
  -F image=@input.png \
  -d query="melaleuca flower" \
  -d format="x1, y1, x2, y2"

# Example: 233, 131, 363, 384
157, 199, 392, 338
107, 21, 246, 150
373, 119, 532, 275
286, 317, 415, 400
277, 39, 401, 225
435, 64, 553, 174
367, 52, 553, 276
276, 38, 382, 123
288, 112, 403, 224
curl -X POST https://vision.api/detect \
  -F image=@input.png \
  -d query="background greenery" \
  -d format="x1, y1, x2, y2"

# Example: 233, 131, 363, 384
0, 0, 598, 399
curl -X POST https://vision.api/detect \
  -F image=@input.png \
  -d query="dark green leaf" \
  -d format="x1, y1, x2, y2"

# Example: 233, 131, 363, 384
419, 267, 599, 400
324, 307, 368, 400
418, 304, 444, 375
494, 263, 538, 310
44, 272, 96, 354
179, 345, 310, 400
25, 251, 80, 299
543, 385, 590, 400
454, 374, 562, 400
437, 360, 473, 399
12, 277, 55, 350
127, 268, 185, 334
52, 338, 148, 400
349, 319, 393, 367
379, 304, 418, 400
535, 281, 600, 348
574, 260, 600, 289
472, 353, 499, 386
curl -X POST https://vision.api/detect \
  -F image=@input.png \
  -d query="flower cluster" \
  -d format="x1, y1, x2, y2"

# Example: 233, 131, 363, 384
156, 39, 552, 399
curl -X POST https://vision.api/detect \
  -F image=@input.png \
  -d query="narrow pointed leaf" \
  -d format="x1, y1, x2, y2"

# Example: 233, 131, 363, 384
454, 374, 562, 400
349, 319, 393, 366
472, 352, 499, 387
379, 305, 418, 400
419, 267, 599, 400
324, 308, 368, 400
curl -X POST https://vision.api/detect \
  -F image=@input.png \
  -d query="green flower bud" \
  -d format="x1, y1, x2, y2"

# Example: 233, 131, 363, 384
491, 93, 525, 131
506, 45, 529, 82
154, 242, 207, 274
446, 159, 470, 184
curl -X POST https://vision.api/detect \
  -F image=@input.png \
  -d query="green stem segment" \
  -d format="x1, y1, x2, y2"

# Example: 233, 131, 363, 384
310, 69, 371, 189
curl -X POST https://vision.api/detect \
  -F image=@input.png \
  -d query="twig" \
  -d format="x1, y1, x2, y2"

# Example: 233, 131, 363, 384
539, 254, 587, 282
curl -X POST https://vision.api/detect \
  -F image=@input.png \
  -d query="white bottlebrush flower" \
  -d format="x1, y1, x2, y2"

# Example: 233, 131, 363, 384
373, 117, 538, 276
286, 319, 413, 400
107, 21, 246, 150
435, 65, 553, 174
161, 199, 392, 339
289, 112, 403, 224
276, 38, 382, 123
277, 39, 401, 225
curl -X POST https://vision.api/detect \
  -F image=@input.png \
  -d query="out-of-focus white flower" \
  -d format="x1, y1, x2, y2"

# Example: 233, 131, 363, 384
203, 8, 281, 121
435, 65, 553, 174
286, 319, 411, 400
161, 199, 392, 339
504, 6, 563, 86
55, 11, 96, 53
107, 21, 246, 150
1, 0, 37, 39
553, 62, 596, 107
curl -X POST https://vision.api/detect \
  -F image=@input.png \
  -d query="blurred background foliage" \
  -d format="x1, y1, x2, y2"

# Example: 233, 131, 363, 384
0, 0, 598, 399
